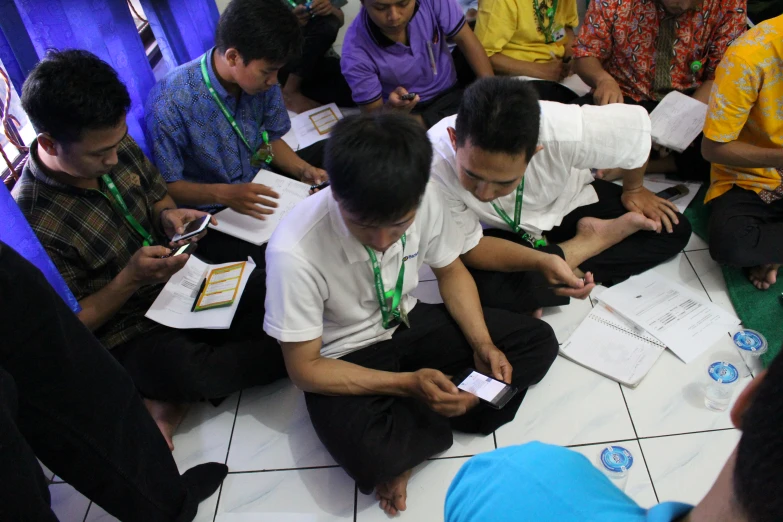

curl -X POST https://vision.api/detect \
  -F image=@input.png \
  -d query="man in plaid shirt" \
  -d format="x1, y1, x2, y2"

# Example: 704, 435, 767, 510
13, 50, 286, 450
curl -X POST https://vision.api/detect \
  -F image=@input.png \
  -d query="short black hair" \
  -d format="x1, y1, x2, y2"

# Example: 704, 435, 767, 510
326, 114, 432, 225
733, 351, 783, 521
216, 0, 302, 65
21, 49, 130, 144
455, 77, 541, 160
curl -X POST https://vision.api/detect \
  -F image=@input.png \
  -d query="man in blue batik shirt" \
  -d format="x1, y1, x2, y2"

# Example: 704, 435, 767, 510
145, 0, 327, 263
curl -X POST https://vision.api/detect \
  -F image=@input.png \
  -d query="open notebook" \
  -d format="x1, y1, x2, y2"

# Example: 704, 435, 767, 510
560, 302, 666, 388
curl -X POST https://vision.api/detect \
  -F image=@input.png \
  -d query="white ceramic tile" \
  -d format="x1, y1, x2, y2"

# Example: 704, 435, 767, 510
227, 380, 335, 472
651, 253, 708, 299
38, 459, 55, 482
356, 457, 468, 522
686, 250, 738, 317
641, 429, 740, 506
541, 295, 593, 344
215, 468, 354, 521
410, 280, 443, 304
173, 393, 240, 473
49, 483, 90, 522
495, 356, 636, 448
684, 231, 709, 252
569, 440, 658, 509
84, 488, 220, 522
418, 263, 436, 281
622, 336, 753, 438
431, 431, 495, 459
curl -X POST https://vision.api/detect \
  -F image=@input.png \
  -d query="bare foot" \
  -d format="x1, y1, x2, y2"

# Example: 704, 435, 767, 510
577, 214, 656, 245
283, 92, 321, 114
143, 399, 189, 451
375, 469, 413, 516
748, 264, 780, 290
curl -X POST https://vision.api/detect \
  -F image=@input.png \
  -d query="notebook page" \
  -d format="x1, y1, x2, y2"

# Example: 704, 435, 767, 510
649, 91, 708, 153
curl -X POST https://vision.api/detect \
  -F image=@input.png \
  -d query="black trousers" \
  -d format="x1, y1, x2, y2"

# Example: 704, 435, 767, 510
195, 230, 267, 266
413, 86, 464, 129
708, 185, 783, 267
279, 14, 354, 107
0, 242, 200, 521
305, 303, 558, 492
572, 93, 711, 183
529, 80, 578, 103
112, 270, 286, 403
470, 179, 691, 312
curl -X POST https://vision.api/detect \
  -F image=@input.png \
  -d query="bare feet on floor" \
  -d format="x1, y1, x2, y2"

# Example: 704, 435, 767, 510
376, 469, 413, 516
143, 399, 189, 451
748, 264, 780, 290
283, 92, 322, 114
576, 214, 657, 246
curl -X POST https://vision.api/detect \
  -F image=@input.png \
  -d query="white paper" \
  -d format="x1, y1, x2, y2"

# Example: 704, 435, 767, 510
560, 303, 665, 387
598, 271, 740, 363
145, 256, 255, 329
209, 170, 310, 245
291, 103, 343, 150
649, 91, 708, 153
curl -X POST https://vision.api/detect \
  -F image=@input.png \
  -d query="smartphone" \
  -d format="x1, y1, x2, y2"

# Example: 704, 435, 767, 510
162, 243, 198, 258
655, 184, 689, 202
400, 92, 418, 101
451, 369, 518, 409
171, 214, 211, 242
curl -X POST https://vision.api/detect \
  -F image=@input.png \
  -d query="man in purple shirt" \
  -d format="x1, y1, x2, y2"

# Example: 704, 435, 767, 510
341, 0, 493, 128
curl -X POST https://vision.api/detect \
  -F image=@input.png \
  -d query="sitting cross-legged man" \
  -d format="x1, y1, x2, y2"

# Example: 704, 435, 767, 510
263, 113, 558, 516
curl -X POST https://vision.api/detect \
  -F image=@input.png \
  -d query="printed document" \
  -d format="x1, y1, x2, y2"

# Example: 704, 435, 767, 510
598, 271, 740, 363
649, 91, 708, 153
145, 256, 255, 329
291, 103, 343, 149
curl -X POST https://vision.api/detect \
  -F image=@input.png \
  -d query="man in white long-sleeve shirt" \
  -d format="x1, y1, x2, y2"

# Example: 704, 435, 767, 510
429, 77, 692, 314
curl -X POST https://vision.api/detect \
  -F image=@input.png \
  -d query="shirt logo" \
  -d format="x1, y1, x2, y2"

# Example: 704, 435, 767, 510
403, 252, 419, 262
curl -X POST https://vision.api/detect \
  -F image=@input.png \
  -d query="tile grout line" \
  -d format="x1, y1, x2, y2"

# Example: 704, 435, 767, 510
353, 483, 358, 522
617, 382, 660, 504
213, 389, 244, 522
683, 251, 713, 303
636, 426, 737, 441
493, 431, 498, 450
82, 502, 92, 522
228, 464, 342, 474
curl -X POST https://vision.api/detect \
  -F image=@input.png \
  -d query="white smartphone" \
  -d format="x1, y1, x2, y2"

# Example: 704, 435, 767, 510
171, 214, 211, 242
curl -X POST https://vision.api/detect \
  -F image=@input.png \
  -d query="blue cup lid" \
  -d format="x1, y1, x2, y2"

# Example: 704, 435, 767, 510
708, 361, 739, 384
599, 446, 633, 473
733, 330, 767, 353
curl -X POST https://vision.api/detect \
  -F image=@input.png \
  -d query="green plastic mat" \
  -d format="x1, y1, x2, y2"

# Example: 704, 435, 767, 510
684, 186, 782, 367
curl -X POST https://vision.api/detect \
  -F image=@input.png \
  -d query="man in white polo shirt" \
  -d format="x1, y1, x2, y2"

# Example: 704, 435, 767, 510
264, 113, 558, 516
430, 77, 692, 313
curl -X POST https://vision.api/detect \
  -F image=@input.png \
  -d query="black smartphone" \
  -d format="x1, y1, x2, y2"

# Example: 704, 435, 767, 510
655, 184, 689, 202
163, 243, 198, 258
451, 369, 518, 409
400, 92, 418, 101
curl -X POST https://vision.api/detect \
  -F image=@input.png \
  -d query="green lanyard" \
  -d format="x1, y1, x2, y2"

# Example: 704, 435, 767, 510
99, 174, 155, 247
365, 234, 409, 329
199, 53, 273, 168
533, 0, 559, 43
490, 179, 547, 248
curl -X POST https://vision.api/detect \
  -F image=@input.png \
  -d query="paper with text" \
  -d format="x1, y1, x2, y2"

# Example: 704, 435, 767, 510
598, 271, 740, 363
209, 170, 311, 245
145, 256, 255, 329
292, 103, 343, 150
649, 91, 708, 153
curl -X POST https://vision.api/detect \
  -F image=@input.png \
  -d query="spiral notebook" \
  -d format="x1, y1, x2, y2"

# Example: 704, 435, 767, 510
560, 302, 666, 388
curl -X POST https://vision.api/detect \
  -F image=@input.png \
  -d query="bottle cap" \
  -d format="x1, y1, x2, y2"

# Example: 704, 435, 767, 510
732, 329, 768, 354
708, 361, 739, 384
599, 446, 633, 474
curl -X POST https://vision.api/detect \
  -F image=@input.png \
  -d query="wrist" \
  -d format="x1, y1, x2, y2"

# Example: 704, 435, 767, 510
397, 372, 419, 398
213, 184, 230, 206
157, 207, 174, 234
116, 266, 142, 293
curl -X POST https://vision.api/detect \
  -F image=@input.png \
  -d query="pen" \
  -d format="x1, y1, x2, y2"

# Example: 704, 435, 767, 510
426, 41, 438, 76
310, 180, 330, 191
191, 278, 207, 312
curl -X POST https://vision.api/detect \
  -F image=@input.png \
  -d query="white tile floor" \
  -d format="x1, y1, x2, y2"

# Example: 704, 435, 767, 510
47, 229, 752, 522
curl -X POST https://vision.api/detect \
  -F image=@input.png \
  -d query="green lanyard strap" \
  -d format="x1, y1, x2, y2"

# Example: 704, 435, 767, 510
365, 234, 408, 329
100, 174, 155, 247
533, 0, 559, 43
490, 179, 547, 248
199, 53, 273, 167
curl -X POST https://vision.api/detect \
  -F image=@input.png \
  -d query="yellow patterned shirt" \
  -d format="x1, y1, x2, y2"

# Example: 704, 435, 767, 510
703, 15, 783, 203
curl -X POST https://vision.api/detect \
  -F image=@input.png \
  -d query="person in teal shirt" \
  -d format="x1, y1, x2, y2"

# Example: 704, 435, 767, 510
446, 350, 783, 522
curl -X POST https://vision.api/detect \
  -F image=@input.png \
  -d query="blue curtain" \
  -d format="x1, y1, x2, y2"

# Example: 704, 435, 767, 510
0, 0, 157, 156
0, 1, 38, 97
0, 186, 80, 312
139, 0, 219, 70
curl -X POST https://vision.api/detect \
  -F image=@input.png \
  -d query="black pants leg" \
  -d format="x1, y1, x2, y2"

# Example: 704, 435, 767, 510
305, 303, 557, 491
0, 242, 196, 522
529, 80, 578, 103
412, 87, 465, 129
467, 229, 570, 312
112, 271, 287, 402
708, 186, 783, 267
546, 179, 691, 285
195, 232, 267, 266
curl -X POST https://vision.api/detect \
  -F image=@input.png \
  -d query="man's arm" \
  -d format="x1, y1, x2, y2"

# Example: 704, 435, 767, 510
620, 162, 680, 233
270, 139, 327, 184
572, 56, 624, 105
489, 54, 565, 81
692, 79, 714, 104
452, 25, 494, 78
702, 138, 783, 170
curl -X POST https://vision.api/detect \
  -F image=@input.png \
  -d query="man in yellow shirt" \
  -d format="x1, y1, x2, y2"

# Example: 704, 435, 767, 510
474, 0, 579, 102
702, 14, 783, 290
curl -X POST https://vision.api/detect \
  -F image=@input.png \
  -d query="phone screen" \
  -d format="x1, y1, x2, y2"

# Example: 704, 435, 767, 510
182, 215, 209, 235
456, 371, 510, 404
173, 244, 192, 256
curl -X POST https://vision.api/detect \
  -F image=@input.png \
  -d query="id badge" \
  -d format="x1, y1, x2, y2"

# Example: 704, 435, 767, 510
551, 24, 566, 43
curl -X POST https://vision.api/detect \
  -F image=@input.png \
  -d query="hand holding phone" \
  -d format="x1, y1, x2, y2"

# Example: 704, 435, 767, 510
161, 242, 198, 258
410, 369, 479, 417
400, 92, 418, 101
171, 214, 211, 242
451, 369, 518, 409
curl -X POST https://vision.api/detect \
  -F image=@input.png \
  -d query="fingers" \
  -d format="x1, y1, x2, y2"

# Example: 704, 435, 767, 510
237, 206, 271, 220
554, 282, 595, 299
249, 184, 280, 200
142, 245, 173, 258
432, 371, 459, 395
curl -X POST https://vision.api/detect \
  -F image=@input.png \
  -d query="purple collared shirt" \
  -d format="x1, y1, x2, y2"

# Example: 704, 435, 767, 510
341, 0, 466, 105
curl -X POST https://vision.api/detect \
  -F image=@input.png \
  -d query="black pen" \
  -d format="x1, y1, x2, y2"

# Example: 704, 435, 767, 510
191, 278, 207, 312
310, 180, 330, 191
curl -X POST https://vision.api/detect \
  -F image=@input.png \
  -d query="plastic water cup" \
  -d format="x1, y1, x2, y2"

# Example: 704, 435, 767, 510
732, 329, 768, 374
597, 445, 633, 491
704, 361, 740, 412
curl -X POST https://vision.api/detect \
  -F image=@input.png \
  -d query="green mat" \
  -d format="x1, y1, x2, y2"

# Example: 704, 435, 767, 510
683, 185, 782, 367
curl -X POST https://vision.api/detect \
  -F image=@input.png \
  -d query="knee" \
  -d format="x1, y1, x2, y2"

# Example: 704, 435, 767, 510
708, 215, 755, 266
666, 213, 692, 253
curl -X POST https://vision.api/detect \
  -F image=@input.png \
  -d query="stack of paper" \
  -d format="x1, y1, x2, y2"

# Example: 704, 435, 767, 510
649, 91, 708, 153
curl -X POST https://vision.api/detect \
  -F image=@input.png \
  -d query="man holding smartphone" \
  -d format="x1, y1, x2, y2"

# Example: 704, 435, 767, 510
263, 113, 558, 516
13, 50, 288, 451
